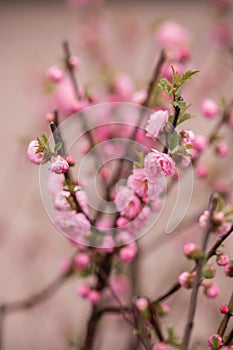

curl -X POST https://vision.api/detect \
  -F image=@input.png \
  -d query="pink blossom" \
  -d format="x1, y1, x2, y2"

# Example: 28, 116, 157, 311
54, 211, 91, 239
153, 343, 169, 350
145, 110, 168, 139
69, 56, 81, 69
136, 298, 149, 311
144, 150, 176, 180
54, 190, 70, 211
131, 206, 152, 230
119, 243, 138, 263
216, 252, 229, 266
208, 334, 223, 348
196, 166, 208, 178
220, 305, 229, 314
75, 187, 90, 215
155, 22, 190, 49
204, 283, 220, 298
212, 211, 225, 225
216, 222, 232, 237
49, 155, 69, 174
45, 112, 54, 122
88, 290, 100, 304
27, 140, 44, 165
113, 73, 134, 100
127, 168, 148, 198
115, 231, 134, 246
192, 135, 208, 152
116, 217, 130, 228
46, 65, 64, 83
100, 235, 115, 253
47, 172, 64, 197
77, 284, 90, 298
74, 253, 91, 269
115, 186, 141, 219
201, 99, 219, 119
215, 141, 229, 157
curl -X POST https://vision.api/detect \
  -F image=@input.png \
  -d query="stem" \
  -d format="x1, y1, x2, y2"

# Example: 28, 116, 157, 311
148, 303, 164, 342
218, 291, 233, 337
81, 305, 99, 350
224, 327, 233, 346
182, 193, 218, 350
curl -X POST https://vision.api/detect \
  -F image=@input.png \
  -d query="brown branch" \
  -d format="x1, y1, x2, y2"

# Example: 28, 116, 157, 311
182, 193, 218, 350
218, 291, 233, 337
224, 327, 233, 346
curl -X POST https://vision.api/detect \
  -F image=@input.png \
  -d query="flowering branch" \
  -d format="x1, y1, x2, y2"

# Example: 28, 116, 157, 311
218, 291, 233, 337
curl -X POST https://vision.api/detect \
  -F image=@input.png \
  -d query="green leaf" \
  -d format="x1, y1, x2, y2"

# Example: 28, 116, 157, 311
168, 131, 180, 151
54, 142, 63, 153
177, 113, 194, 125
158, 78, 173, 96
180, 70, 199, 85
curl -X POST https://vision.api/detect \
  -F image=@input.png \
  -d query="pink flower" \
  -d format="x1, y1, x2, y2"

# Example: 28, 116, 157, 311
155, 22, 190, 49
119, 243, 138, 263
88, 290, 100, 304
196, 166, 208, 178
69, 55, 81, 69
201, 99, 219, 119
54, 211, 91, 239
54, 190, 70, 211
204, 283, 220, 298
180, 129, 195, 146
144, 150, 176, 180
27, 140, 44, 165
220, 305, 229, 314
136, 298, 149, 311
145, 110, 168, 139
192, 135, 208, 152
77, 284, 90, 298
46, 65, 64, 83
208, 334, 223, 348
215, 141, 229, 157
74, 253, 91, 269
183, 242, 198, 258
115, 186, 141, 219
116, 217, 130, 228
127, 168, 148, 198
100, 235, 115, 253
75, 187, 90, 216
216, 253, 229, 266
49, 155, 69, 174
153, 343, 169, 350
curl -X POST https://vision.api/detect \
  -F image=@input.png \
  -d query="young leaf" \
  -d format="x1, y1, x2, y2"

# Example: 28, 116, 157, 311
54, 142, 63, 153
167, 131, 180, 151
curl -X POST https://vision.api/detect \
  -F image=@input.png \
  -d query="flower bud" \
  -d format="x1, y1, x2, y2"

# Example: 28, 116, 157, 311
136, 298, 149, 311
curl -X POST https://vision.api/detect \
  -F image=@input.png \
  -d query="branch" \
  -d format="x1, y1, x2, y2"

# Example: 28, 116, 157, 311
182, 193, 218, 349
218, 291, 233, 337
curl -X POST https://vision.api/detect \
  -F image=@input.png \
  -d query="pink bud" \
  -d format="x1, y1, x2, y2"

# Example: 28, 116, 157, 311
136, 298, 149, 311
152, 343, 169, 350
100, 168, 110, 179
49, 155, 69, 174
215, 141, 229, 157
160, 303, 170, 315
74, 253, 91, 269
69, 56, 81, 69
27, 140, 44, 165
216, 252, 229, 266
183, 242, 198, 258
192, 135, 208, 152
119, 243, 137, 263
45, 112, 54, 122
212, 211, 225, 225
178, 271, 195, 289
88, 290, 100, 304
46, 65, 64, 83
224, 262, 233, 277
58, 257, 72, 275
77, 284, 90, 298
66, 155, 76, 166
204, 283, 220, 298
220, 305, 229, 314
196, 166, 208, 178
208, 334, 223, 348
201, 99, 218, 119
116, 217, 130, 228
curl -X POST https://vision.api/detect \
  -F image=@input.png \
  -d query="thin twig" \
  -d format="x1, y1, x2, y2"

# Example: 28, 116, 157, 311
182, 193, 218, 350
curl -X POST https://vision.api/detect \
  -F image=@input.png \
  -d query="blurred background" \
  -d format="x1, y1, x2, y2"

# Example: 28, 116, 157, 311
0, 0, 233, 349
